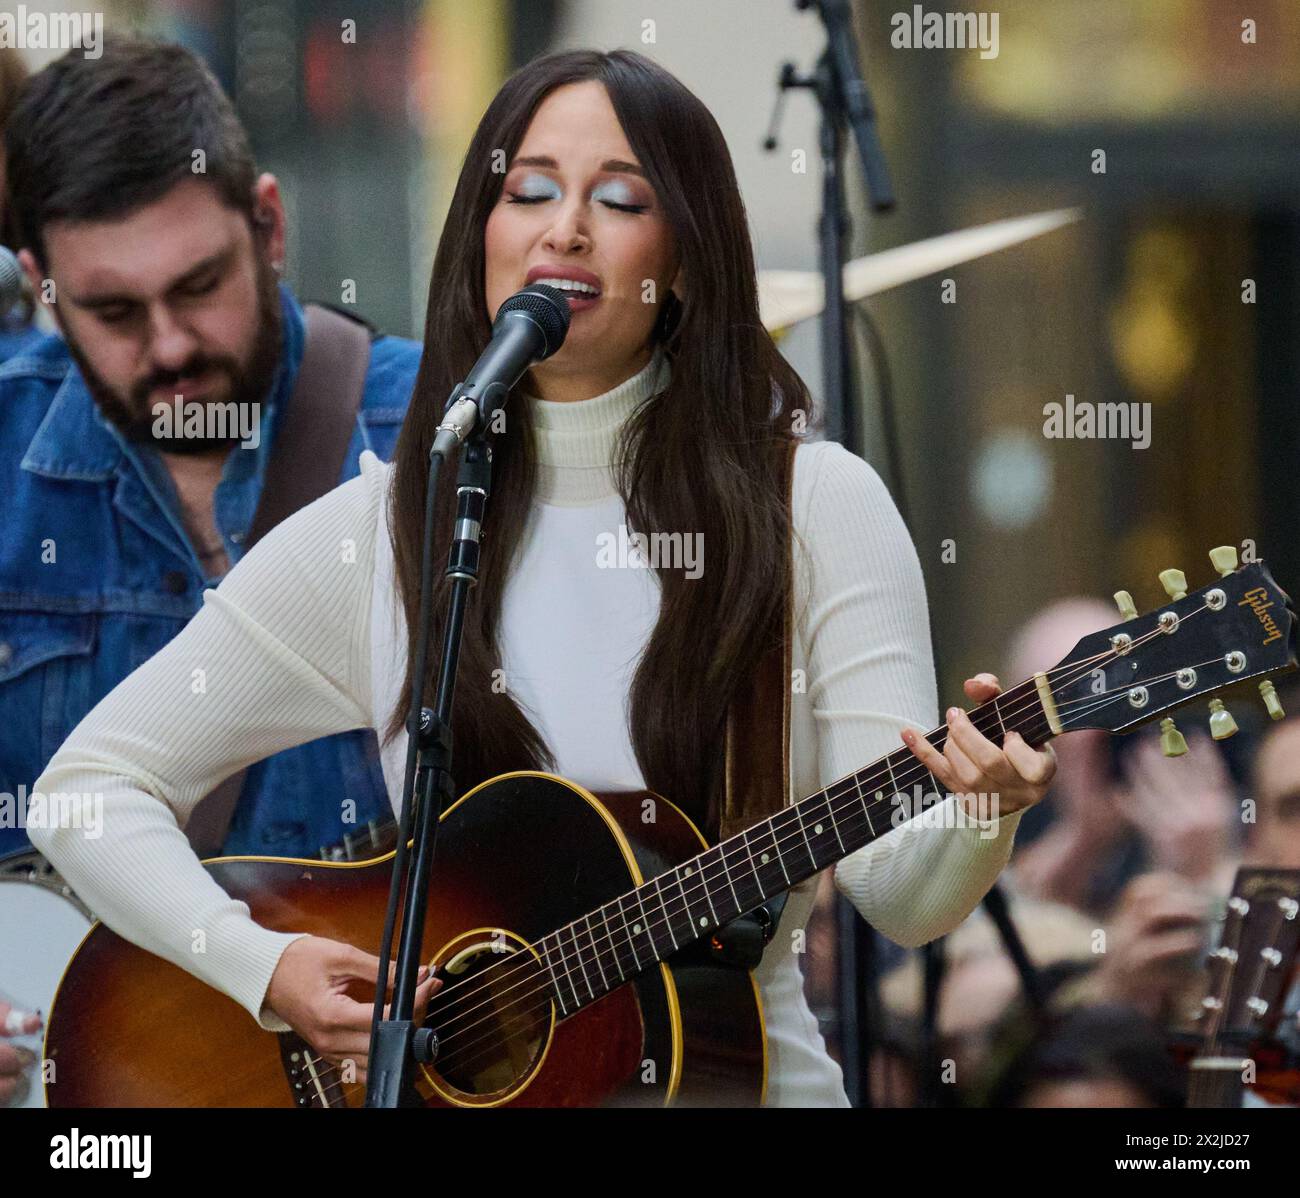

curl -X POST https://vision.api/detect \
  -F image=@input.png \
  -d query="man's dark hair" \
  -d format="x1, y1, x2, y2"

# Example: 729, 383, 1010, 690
4, 36, 257, 265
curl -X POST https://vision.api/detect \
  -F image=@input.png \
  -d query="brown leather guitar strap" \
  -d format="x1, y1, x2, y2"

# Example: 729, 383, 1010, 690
183, 305, 372, 856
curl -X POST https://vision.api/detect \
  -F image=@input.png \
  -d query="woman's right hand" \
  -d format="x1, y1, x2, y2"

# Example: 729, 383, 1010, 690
265, 935, 441, 1084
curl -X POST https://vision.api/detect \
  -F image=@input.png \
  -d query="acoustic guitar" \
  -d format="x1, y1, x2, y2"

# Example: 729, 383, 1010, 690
42, 548, 1297, 1107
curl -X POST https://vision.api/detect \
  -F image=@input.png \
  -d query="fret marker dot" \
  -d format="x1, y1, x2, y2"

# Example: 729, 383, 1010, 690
699, 917, 709, 927
814, 823, 823, 834
633, 923, 642, 934
761, 853, 770, 864
684, 866, 692, 875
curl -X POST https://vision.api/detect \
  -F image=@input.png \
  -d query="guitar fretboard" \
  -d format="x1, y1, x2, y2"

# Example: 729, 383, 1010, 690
535, 679, 1054, 1018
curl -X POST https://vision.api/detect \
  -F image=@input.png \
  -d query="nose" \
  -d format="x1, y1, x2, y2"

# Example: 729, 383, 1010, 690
145, 303, 200, 374
541, 198, 591, 256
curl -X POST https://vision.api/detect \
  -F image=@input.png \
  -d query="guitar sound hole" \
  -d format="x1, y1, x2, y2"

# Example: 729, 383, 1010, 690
426, 936, 551, 1099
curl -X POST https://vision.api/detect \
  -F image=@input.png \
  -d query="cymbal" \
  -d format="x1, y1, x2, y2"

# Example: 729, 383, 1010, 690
758, 207, 1082, 333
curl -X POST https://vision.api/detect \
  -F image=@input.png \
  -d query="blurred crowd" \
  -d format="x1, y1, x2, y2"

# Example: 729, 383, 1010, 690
810, 597, 1300, 1109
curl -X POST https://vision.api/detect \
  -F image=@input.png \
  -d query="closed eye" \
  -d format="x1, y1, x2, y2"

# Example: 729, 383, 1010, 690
177, 272, 220, 298
506, 192, 646, 214
95, 305, 135, 325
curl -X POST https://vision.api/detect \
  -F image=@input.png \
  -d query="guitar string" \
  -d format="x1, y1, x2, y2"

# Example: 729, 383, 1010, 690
314, 623, 1218, 1091
298, 656, 1125, 1105
368, 664, 1095, 1081
372, 613, 1203, 1053
300, 644, 1205, 1103
412, 653, 1236, 1082
325, 655, 1243, 1101
390, 632, 1159, 1052
304, 621, 1221, 1095
322, 647, 1228, 1097
448, 604, 1218, 1032
338, 607, 1248, 1094
352, 629, 1161, 1058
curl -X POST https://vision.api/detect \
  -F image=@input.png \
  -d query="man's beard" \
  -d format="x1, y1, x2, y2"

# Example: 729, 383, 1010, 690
68, 254, 284, 457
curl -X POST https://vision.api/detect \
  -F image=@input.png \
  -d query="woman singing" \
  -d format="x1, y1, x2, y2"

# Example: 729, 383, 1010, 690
31, 49, 1055, 1106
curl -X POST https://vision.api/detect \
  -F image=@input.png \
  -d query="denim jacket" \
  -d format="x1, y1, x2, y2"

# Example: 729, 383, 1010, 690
0, 314, 46, 361
0, 283, 419, 860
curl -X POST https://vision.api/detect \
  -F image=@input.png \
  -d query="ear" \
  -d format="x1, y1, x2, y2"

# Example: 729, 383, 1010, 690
17, 248, 57, 322
670, 263, 685, 300
251, 172, 287, 271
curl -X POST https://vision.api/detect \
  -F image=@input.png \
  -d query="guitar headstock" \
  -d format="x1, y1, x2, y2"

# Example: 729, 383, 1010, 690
1198, 868, 1300, 1047
1045, 547, 1297, 742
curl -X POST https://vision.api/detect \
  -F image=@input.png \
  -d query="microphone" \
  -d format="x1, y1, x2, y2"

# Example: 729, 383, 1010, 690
0, 247, 27, 314
436, 283, 570, 450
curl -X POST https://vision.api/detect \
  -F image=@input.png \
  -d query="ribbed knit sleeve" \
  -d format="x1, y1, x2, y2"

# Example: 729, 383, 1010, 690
27, 450, 388, 1031
795, 441, 1023, 947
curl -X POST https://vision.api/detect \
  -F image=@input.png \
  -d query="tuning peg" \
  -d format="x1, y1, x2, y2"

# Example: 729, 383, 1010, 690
1160, 718, 1189, 757
1260, 680, 1285, 721
1114, 590, 1138, 621
1209, 546, 1238, 577
1208, 698, 1239, 740
1159, 569, 1188, 601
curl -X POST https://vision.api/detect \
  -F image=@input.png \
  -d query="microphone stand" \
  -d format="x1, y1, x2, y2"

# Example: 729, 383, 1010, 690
768, 0, 893, 1108
769, 0, 894, 447
364, 393, 489, 1107
769, 2, 1043, 1111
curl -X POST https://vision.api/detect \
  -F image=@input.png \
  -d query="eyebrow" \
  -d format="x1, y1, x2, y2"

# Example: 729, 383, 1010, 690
508, 154, 646, 179
67, 247, 234, 309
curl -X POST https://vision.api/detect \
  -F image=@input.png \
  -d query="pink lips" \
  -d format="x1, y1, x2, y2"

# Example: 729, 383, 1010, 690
525, 265, 603, 292
525, 266, 603, 317
523, 268, 603, 316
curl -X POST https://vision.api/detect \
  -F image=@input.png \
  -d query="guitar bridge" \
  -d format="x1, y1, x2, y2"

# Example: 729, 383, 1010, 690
278, 1032, 350, 1108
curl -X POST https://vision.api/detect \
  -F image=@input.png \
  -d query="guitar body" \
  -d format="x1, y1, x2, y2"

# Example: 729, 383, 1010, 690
43, 772, 766, 1108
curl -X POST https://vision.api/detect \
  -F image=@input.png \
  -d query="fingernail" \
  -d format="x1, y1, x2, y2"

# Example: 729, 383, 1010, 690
948, 707, 961, 721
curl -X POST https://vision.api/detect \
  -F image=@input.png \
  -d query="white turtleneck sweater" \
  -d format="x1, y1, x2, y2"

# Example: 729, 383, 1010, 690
30, 346, 1022, 1107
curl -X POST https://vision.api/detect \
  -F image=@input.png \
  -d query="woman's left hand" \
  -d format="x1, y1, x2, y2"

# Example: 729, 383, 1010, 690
899, 672, 1057, 820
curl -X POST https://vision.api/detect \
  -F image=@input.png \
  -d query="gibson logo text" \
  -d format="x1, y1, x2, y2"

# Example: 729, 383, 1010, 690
1238, 586, 1282, 645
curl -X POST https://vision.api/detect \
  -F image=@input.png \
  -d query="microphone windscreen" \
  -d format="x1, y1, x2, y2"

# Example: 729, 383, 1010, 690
494, 283, 571, 359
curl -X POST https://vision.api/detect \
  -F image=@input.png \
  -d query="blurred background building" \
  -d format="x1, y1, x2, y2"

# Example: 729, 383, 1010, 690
8, 0, 1297, 1104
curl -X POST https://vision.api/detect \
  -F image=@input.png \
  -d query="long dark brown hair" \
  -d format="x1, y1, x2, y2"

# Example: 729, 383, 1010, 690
384, 49, 813, 842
